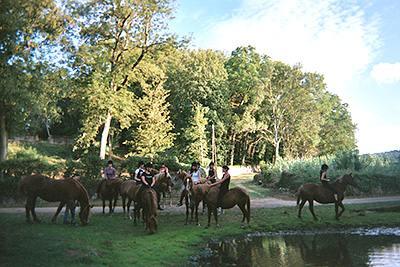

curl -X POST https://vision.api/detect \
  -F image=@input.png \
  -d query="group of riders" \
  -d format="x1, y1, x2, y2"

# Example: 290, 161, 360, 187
98, 159, 233, 211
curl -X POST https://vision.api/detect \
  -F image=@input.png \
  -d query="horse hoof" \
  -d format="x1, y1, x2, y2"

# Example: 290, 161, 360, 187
27, 221, 34, 225
205, 225, 210, 229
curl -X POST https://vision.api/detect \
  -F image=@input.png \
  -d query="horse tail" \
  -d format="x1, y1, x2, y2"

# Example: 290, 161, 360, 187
296, 185, 303, 205
17, 176, 27, 197
246, 194, 251, 220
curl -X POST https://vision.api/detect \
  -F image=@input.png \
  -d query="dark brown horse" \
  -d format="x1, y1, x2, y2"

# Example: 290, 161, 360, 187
98, 178, 124, 214
154, 171, 175, 208
297, 173, 358, 220
18, 174, 92, 226
205, 185, 251, 229
176, 169, 210, 226
140, 187, 158, 234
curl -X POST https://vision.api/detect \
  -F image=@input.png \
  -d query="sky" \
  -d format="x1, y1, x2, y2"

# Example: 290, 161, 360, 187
168, 0, 400, 155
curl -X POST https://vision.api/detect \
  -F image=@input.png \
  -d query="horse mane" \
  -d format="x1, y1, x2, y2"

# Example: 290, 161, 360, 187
71, 179, 90, 208
332, 173, 351, 186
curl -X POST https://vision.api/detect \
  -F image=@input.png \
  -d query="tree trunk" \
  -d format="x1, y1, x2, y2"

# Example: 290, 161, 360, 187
100, 110, 112, 160
230, 132, 237, 166
108, 134, 113, 160
0, 101, 7, 162
274, 139, 281, 163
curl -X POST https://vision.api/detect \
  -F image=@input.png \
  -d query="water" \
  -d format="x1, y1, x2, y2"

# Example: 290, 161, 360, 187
193, 228, 400, 266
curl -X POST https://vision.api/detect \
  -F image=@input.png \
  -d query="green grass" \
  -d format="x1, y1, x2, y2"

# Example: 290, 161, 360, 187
2, 201, 400, 267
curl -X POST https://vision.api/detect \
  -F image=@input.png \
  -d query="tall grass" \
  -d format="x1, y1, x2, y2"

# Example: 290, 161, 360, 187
255, 149, 400, 196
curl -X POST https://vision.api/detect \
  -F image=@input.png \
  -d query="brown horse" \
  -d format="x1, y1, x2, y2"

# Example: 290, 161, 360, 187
98, 178, 124, 214
121, 172, 174, 225
120, 180, 140, 220
176, 169, 211, 226
205, 185, 251, 229
297, 173, 358, 220
154, 171, 175, 208
18, 174, 92, 226
140, 187, 158, 234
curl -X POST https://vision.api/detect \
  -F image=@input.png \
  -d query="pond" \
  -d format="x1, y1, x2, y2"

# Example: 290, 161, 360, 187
191, 228, 400, 266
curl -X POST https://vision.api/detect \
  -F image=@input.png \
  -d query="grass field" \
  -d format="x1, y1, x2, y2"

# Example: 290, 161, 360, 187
2, 199, 400, 267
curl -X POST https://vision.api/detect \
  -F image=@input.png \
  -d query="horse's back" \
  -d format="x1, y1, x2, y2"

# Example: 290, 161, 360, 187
18, 174, 49, 196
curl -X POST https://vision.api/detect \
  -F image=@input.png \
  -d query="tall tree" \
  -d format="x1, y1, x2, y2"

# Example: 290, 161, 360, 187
0, 0, 67, 161
224, 46, 271, 165
70, 0, 177, 159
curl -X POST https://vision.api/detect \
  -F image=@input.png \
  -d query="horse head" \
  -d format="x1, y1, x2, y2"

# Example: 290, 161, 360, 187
79, 204, 93, 226
344, 173, 358, 187
147, 215, 158, 234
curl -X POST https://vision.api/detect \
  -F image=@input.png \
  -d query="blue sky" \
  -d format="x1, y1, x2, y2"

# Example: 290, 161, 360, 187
168, 0, 400, 155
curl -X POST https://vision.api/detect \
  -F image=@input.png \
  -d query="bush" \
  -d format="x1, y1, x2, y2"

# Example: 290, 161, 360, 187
0, 146, 63, 199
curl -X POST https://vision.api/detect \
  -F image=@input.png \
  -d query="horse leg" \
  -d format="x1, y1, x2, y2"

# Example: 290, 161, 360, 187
108, 199, 113, 214
238, 204, 248, 229
51, 202, 65, 224
308, 200, 318, 221
205, 204, 212, 229
126, 199, 132, 220
336, 201, 345, 220
112, 196, 118, 214
69, 200, 77, 226
195, 202, 200, 226
213, 206, 219, 229
28, 197, 41, 224
25, 196, 36, 224
122, 196, 126, 219
297, 199, 306, 219
102, 200, 106, 215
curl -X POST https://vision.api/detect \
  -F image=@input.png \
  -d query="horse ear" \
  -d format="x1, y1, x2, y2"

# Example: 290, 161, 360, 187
90, 205, 94, 209
350, 172, 353, 176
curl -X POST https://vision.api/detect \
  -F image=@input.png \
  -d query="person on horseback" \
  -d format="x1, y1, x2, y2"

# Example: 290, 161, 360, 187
210, 165, 231, 207
134, 161, 145, 184
159, 163, 172, 196
191, 162, 202, 185
320, 164, 339, 202
206, 162, 217, 184
136, 163, 164, 210
97, 160, 117, 196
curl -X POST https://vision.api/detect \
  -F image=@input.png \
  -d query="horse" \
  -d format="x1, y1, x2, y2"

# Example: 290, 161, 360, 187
296, 173, 358, 220
120, 180, 140, 220
121, 172, 174, 225
140, 187, 158, 234
17, 174, 92, 226
98, 178, 124, 214
153, 171, 175, 209
204, 184, 251, 229
176, 169, 211, 226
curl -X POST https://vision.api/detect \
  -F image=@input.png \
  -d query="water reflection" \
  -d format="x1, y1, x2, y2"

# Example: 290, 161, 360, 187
195, 229, 400, 267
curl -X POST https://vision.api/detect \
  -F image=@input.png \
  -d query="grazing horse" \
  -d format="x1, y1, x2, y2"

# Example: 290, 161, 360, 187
297, 173, 358, 220
205, 185, 251, 229
140, 187, 158, 234
98, 178, 124, 214
18, 174, 92, 226
176, 169, 210, 226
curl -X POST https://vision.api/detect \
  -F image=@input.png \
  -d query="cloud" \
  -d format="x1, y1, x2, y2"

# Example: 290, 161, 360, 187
370, 62, 400, 84
201, 0, 381, 95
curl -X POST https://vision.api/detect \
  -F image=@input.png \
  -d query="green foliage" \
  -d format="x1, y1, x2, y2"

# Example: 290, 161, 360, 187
256, 151, 400, 196
0, 145, 61, 198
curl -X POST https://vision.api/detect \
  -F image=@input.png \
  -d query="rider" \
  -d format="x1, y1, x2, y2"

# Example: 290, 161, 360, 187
159, 163, 172, 196
97, 160, 117, 196
320, 164, 339, 202
134, 161, 145, 184
206, 162, 217, 184
210, 165, 231, 207
136, 163, 164, 210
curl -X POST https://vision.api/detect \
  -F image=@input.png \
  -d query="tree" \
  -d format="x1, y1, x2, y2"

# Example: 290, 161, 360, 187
124, 75, 175, 159
0, 0, 67, 161
224, 46, 271, 165
181, 104, 208, 164
70, 0, 177, 159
